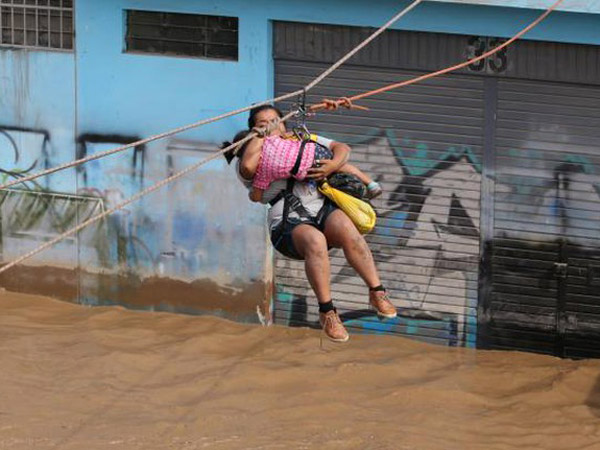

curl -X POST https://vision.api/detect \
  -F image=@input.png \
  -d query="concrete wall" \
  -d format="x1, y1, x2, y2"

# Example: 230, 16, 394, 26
0, 0, 598, 321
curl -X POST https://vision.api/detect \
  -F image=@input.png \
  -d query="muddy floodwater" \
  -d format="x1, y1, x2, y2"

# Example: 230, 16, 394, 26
1, 291, 600, 449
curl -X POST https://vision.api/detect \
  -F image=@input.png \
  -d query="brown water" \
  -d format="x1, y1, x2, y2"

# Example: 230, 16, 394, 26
2, 290, 600, 450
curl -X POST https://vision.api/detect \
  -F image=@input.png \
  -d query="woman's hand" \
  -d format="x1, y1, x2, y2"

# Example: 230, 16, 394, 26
306, 141, 350, 180
306, 158, 337, 180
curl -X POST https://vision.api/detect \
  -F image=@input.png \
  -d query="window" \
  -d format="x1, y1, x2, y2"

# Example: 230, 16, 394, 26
0, 0, 73, 51
125, 10, 238, 61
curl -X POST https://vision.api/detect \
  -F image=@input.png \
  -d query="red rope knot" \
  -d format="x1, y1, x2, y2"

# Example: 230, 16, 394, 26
322, 97, 369, 111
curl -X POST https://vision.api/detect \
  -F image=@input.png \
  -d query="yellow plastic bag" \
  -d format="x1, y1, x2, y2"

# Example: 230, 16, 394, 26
319, 181, 376, 234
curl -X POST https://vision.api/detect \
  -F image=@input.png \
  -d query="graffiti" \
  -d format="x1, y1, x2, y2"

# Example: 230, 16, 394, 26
75, 133, 159, 272
0, 125, 50, 189
76, 133, 146, 186
0, 188, 106, 267
364, 133, 480, 346
0, 126, 107, 265
497, 162, 600, 246
0, 129, 151, 272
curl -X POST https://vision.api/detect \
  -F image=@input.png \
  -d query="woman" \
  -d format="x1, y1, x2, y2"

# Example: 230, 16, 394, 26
225, 105, 396, 342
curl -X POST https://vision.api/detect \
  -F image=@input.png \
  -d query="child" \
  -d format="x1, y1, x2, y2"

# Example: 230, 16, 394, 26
225, 126, 382, 203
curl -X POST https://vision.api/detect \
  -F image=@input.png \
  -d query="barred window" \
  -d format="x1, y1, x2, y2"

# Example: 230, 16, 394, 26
125, 10, 238, 61
0, 0, 73, 51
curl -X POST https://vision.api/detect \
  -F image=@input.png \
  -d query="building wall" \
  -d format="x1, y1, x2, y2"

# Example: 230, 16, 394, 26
0, 0, 598, 320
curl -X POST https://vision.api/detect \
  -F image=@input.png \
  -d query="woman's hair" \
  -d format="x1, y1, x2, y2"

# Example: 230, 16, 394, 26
221, 129, 251, 164
247, 104, 283, 129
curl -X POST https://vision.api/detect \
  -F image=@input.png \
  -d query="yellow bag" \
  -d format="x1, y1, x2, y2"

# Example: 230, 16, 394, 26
319, 181, 376, 234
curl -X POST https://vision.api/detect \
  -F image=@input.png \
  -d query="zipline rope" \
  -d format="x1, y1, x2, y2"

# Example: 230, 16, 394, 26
310, 0, 565, 111
0, 0, 423, 192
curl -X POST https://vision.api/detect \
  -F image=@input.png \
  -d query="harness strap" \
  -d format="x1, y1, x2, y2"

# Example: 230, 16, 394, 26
269, 179, 312, 220
269, 138, 313, 220
268, 191, 284, 207
281, 179, 294, 225
283, 184, 311, 219
269, 138, 309, 207
290, 140, 308, 177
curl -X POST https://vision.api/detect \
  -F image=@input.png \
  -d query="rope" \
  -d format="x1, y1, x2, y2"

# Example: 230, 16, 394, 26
310, 0, 565, 111
0, 111, 294, 275
0, 0, 424, 192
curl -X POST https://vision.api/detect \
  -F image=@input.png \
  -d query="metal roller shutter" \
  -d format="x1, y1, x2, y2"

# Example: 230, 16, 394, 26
273, 60, 484, 347
486, 80, 600, 357
272, 21, 600, 355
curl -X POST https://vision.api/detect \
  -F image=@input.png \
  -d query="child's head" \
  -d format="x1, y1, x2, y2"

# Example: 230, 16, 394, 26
222, 129, 251, 164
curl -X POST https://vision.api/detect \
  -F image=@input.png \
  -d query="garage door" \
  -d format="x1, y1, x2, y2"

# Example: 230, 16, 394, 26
272, 21, 600, 355
488, 79, 600, 357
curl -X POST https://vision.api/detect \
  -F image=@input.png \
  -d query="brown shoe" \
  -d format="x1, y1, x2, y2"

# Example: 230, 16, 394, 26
319, 310, 349, 343
369, 290, 397, 318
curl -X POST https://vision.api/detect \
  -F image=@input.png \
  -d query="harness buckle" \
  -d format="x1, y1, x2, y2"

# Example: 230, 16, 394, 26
285, 192, 303, 212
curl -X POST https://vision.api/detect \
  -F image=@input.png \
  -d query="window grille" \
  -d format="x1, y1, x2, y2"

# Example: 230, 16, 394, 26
125, 10, 238, 61
0, 0, 73, 51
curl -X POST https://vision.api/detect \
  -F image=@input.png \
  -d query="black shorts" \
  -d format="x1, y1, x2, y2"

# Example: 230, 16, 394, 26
270, 200, 338, 260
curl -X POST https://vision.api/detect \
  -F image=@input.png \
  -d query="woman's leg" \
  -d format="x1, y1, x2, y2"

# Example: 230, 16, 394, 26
292, 222, 350, 341
290, 223, 331, 304
322, 209, 380, 288
323, 209, 397, 317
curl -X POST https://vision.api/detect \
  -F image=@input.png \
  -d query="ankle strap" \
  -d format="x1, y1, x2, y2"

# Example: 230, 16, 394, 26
369, 285, 385, 292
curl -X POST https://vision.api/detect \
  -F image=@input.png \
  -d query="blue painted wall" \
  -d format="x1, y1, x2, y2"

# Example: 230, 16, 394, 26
0, 0, 598, 315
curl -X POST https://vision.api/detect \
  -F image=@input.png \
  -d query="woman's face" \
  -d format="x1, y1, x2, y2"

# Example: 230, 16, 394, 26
253, 108, 286, 136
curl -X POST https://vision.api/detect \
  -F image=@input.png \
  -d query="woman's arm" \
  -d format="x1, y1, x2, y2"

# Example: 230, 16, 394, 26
329, 141, 350, 168
306, 140, 350, 180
